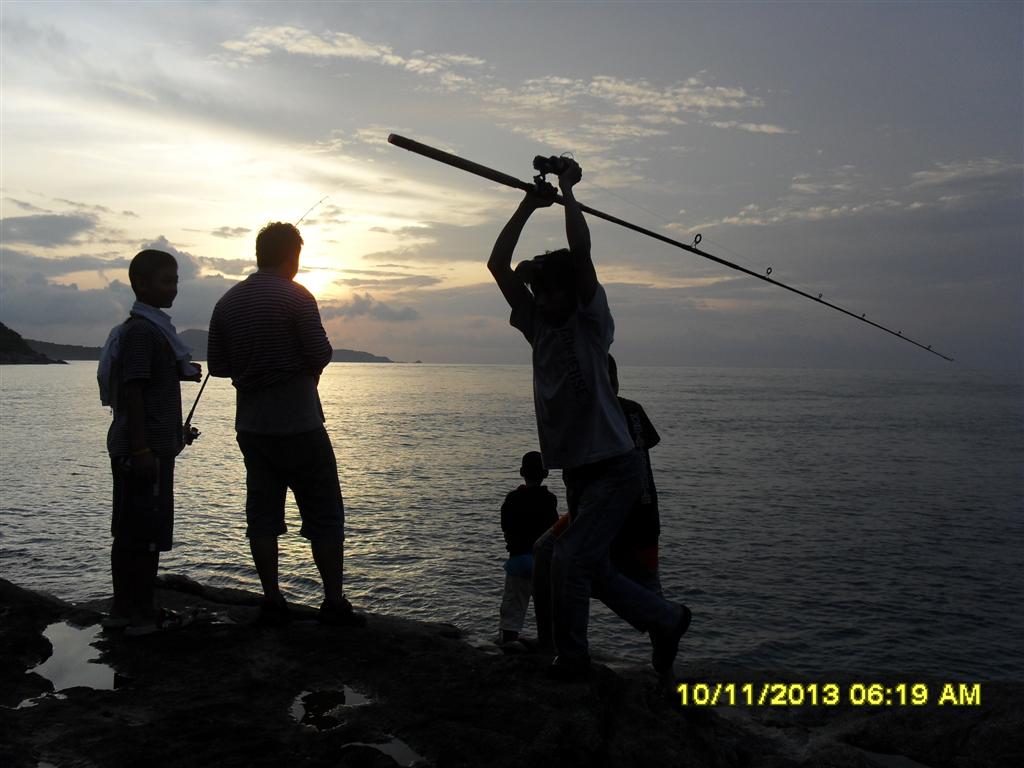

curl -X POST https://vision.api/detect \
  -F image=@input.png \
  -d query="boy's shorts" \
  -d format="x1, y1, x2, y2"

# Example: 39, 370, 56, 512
236, 428, 345, 542
111, 456, 175, 552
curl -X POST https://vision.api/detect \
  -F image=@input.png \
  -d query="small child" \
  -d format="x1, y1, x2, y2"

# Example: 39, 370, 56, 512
498, 451, 558, 644
99, 249, 202, 635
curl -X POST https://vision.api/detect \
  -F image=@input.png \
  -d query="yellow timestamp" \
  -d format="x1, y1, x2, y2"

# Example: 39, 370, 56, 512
677, 682, 982, 708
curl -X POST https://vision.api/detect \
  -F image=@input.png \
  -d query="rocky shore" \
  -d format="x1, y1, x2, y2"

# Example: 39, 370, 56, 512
1, 576, 1019, 767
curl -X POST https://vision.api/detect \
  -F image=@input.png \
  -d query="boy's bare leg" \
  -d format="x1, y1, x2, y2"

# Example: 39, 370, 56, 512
249, 535, 282, 599
311, 538, 344, 604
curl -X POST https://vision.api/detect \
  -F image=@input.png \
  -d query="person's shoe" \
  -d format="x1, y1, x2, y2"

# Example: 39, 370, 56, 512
545, 655, 593, 682
652, 604, 691, 676
255, 595, 292, 627
318, 597, 366, 628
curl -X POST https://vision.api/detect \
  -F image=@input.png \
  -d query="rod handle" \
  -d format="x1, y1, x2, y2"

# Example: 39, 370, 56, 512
388, 134, 535, 194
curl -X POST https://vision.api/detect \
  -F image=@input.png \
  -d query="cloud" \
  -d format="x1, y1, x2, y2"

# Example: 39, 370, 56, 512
218, 26, 486, 80
321, 292, 419, 322
676, 157, 1022, 235
909, 158, 1022, 188
6, 198, 50, 213
335, 274, 442, 289
140, 236, 201, 281
1, 247, 130, 278
210, 226, 251, 239
1, 213, 98, 246
216, 24, 785, 189
789, 167, 859, 196
707, 121, 796, 135
198, 256, 255, 275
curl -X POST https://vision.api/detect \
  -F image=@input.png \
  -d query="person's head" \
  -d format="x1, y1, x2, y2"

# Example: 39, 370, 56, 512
515, 249, 576, 325
519, 450, 548, 486
128, 249, 178, 308
607, 353, 619, 395
256, 222, 304, 278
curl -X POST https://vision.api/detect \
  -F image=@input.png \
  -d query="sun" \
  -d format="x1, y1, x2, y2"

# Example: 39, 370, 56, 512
293, 267, 343, 300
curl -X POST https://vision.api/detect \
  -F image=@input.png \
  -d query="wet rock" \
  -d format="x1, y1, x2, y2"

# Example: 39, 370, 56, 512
0, 576, 1019, 768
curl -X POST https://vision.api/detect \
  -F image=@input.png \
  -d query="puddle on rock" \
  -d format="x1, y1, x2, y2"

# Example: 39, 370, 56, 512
291, 686, 372, 731
341, 738, 427, 767
22, 622, 116, 703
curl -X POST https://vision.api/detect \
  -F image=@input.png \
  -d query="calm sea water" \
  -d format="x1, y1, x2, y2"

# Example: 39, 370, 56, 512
1, 362, 1021, 679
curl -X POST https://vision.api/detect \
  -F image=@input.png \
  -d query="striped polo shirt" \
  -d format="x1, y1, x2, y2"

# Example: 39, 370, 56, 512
208, 271, 333, 434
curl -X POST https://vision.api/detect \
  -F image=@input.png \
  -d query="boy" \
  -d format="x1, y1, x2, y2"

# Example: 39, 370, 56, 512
100, 249, 202, 635
498, 451, 559, 645
487, 159, 690, 681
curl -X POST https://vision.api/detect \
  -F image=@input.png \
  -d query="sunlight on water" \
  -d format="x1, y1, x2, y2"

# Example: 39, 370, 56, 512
2, 362, 1022, 678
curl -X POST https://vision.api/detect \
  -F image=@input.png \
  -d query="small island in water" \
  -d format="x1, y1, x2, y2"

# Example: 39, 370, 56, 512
0, 323, 393, 364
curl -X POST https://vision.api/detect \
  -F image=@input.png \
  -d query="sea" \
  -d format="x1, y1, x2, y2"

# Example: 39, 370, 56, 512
1, 362, 1021, 680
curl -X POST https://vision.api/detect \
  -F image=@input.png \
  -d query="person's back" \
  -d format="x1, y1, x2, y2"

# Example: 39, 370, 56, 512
209, 271, 331, 391
502, 485, 559, 557
207, 221, 363, 628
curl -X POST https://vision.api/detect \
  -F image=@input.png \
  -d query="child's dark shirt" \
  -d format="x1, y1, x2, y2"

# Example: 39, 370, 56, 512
106, 317, 183, 458
614, 396, 661, 548
501, 485, 559, 556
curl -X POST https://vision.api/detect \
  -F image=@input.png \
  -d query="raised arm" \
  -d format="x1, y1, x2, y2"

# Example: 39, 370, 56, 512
557, 160, 598, 306
487, 190, 553, 310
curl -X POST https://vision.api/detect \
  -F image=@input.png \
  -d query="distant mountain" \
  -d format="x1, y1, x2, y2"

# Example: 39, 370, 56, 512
23, 338, 101, 361
180, 329, 392, 363
1, 322, 66, 365
23, 327, 392, 364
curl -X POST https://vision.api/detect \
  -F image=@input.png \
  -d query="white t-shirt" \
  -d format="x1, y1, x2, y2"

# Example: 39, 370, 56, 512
511, 284, 634, 469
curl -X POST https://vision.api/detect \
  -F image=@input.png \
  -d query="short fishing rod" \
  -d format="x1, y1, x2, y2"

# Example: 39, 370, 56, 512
387, 133, 953, 362
182, 372, 210, 447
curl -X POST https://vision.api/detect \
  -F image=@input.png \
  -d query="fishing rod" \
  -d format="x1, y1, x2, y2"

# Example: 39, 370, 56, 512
182, 372, 210, 447
297, 195, 329, 225
387, 133, 953, 362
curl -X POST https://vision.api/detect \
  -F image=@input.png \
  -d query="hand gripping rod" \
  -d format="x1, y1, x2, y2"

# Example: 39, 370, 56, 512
387, 133, 952, 362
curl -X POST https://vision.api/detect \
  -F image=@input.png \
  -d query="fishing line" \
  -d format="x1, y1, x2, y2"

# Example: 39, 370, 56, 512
387, 133, 953, 361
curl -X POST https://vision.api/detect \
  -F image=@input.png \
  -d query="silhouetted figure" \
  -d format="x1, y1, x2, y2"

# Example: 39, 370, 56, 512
207, 222, 363, 628
487, 159, 690, 681
99, 249, 203, 635
532, 357, 672, 669
498, 451, 559, 645
607, 355, 663, 597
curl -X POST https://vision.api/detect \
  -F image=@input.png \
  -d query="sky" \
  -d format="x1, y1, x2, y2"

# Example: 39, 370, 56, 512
1, 1, 1021, 369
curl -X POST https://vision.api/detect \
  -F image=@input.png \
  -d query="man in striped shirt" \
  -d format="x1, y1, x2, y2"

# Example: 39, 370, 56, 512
208, 222, 363, 628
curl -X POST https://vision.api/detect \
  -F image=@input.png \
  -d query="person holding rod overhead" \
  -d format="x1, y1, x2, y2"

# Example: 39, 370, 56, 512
486, 157, 690, 682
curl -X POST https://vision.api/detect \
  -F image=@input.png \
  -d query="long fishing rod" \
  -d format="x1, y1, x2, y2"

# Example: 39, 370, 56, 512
387, 133, 953, 362
297, 195, 329, 225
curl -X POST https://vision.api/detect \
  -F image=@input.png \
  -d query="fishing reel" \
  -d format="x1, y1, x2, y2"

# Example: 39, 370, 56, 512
532, 153, 576, 197
533, 154, 574, 177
